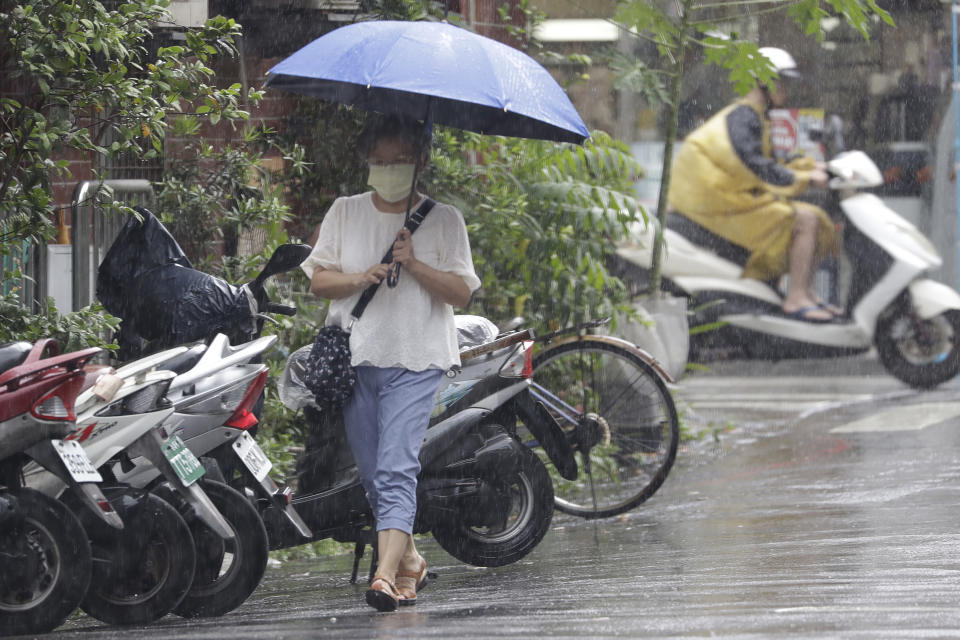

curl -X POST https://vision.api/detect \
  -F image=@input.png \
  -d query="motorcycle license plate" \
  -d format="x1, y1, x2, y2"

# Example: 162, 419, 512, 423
233, 431, 272, 482
51, 439, 102, 483
162, 434, 205, 487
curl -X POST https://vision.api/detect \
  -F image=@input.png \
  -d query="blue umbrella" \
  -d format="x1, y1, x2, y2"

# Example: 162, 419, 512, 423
265, 20, 589, 144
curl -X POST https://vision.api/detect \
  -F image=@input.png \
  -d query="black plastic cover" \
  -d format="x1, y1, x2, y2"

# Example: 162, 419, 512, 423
97, 207, 253, 358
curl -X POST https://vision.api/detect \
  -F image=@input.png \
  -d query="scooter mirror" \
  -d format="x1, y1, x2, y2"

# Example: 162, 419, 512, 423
256, 244, 312, 284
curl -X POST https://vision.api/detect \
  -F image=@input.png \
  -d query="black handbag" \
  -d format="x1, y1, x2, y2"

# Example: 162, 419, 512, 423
303, 198, 436, 406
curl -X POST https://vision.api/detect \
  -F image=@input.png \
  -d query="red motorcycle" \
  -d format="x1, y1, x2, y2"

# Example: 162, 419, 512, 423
0, 339, 122, 636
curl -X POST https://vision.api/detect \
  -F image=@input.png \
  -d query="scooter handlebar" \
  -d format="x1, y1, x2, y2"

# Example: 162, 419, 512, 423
265, 302, 298, 317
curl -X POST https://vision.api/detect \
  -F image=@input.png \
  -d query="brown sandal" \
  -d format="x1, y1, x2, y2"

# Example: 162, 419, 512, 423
396, 557, 429, 606
365, 575, 400, 612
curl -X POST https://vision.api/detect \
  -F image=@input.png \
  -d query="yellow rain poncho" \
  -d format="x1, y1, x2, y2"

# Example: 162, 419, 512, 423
667, 100, 835, 281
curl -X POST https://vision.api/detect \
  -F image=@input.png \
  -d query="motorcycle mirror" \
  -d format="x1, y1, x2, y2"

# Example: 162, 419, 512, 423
255, 244, 312, 285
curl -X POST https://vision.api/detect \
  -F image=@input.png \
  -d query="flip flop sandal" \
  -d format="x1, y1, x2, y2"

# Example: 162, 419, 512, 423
817, 301, 844, 316
396, 557, 432, 606
782, 305, 835, 324
366, 576, 401, 612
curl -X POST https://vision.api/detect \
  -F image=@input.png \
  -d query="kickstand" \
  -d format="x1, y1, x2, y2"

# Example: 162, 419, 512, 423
350, 541, 365, 584
367, 544, 379, 584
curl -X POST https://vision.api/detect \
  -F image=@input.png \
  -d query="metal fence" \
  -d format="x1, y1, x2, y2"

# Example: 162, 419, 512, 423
70, 179, 154, 311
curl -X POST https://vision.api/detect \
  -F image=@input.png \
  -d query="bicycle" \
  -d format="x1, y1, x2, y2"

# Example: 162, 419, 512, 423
523, 318, 680, 519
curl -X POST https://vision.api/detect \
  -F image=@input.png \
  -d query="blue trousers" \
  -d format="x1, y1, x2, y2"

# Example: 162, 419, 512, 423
343, 366, 443, 533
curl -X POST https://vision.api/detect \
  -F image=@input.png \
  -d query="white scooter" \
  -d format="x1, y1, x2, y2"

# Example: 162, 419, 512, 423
616, 150, 960, 389
23, 347, 238, 625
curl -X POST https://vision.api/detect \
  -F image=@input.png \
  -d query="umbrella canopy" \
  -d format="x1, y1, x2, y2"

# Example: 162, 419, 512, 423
265, 20, 589, 144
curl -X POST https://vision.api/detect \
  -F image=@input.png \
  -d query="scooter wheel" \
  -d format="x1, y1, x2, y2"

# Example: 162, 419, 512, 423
876, 308, 960, 389
0, 488, 92, 635
81, 492, 196, 625
173, 479, 269, 618
431, 445, 554, 567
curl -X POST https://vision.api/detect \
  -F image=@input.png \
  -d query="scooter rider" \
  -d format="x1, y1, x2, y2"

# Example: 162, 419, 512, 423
667, 46, 836, 322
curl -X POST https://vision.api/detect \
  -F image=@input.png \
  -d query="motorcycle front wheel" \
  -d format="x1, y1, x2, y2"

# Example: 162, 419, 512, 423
173, 480, 269, 618
875, 308, 960, 389
0, 488, 92, 635
81, 493, 196, 625
431, 445, 553, 567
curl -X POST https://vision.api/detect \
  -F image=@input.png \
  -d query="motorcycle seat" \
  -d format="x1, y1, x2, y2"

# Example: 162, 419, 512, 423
0, 342, 32, 375
160, 343, 207, 375
667, 212, 750, 267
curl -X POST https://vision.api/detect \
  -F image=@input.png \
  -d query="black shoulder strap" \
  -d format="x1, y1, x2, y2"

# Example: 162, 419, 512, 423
349, 198, 437, 322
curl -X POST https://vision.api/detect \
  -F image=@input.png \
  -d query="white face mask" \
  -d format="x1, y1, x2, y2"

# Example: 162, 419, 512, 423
367, 163, 416, 203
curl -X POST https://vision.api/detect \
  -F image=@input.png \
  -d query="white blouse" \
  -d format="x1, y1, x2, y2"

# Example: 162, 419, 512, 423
301, 192, 481, 371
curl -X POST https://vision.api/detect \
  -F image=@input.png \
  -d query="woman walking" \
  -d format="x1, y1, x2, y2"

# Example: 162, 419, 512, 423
301, 115, 480, 611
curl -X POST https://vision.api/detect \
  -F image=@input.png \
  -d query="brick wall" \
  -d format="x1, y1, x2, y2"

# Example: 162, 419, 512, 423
39, 55, 301, 224
161, 56, 301, 173
463, 0, 527, 49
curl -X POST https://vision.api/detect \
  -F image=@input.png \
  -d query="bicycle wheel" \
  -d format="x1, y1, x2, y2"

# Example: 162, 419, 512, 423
530, 336, 679, 519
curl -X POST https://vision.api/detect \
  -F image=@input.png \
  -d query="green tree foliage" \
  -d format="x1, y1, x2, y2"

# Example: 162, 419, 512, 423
0, 287, 120, 352
276, 101, 369, 242
154, 118, 307, 272
611, 0, 894, 293
0, 0, 250, 249
0, 0, 257, 346
427, 129, 642, 331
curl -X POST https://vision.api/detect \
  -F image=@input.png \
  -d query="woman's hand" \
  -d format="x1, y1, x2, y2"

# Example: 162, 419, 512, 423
359, 263, 391, 288
392, 228, 416, 268
311, 263, 390, 299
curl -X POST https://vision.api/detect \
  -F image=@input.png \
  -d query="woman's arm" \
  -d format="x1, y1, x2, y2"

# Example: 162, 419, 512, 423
405, 260, 472, 307
310, 263, 391, 300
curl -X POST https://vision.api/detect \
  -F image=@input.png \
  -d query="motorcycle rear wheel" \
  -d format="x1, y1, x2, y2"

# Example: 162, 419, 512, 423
0, 488, 92, 635
431, 445, 553, 567
173, 480, 269, 618
876, 308, 960, 389
81, 493, 196, 625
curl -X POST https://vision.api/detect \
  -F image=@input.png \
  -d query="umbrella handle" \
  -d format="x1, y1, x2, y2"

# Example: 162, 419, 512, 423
387, 102, 433, 290
387, 262, 401, 288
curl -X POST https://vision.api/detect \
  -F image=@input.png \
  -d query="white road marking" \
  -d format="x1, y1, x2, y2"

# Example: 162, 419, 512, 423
830, 402, 960, 433
680, 393, 876, 416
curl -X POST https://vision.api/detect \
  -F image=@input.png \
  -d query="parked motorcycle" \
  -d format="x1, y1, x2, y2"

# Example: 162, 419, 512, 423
615, 149, 960, 389
91, 211, 312, 617
274, 318, 560, 578
22, 345, 237, 625
0, 340, 122, 635
112, 331, 305, 618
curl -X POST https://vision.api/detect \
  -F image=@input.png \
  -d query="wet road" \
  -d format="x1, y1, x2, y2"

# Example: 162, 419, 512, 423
39, 355, 960, 638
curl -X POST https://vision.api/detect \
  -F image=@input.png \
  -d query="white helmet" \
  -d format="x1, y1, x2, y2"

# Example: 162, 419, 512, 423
758, 46, 801, 79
